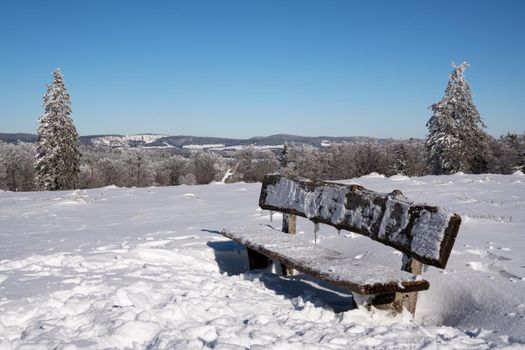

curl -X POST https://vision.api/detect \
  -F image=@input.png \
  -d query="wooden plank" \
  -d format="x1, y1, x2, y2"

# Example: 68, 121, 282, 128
259, 174, 461, 268
221, 226, 430, 295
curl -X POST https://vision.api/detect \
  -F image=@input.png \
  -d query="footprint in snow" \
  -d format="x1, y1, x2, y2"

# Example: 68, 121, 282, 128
95, 244, 120, 251
137, 239, 172, 248
168, 235, 198, 240
465, 249, 512, 261
354, 252, 369, 260
341, 232, 360, 239
466, 261, 521, 280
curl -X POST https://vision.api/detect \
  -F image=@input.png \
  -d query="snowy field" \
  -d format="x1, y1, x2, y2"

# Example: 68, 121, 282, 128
1, 173, 524, 349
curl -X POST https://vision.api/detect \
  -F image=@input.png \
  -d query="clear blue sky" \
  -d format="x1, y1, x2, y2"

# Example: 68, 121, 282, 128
0, 0, 523, 138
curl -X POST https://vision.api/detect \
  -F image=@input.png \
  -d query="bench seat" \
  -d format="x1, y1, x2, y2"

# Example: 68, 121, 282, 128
221, 225, 430, 295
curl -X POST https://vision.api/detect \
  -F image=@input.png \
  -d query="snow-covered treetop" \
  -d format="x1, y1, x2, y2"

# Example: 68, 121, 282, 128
430, 61, 484, 130
451, 61, 469, 74
42, 68, 72, 118
425, 61, 489, 174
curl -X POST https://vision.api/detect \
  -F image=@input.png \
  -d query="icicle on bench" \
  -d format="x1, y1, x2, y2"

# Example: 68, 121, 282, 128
220, 174, 461, 315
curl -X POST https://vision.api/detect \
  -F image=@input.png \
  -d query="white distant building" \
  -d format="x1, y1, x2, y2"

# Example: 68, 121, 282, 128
320, 140, 331, 147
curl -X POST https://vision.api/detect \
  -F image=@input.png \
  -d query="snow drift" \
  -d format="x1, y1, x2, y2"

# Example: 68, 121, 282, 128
0, 173, 524, 348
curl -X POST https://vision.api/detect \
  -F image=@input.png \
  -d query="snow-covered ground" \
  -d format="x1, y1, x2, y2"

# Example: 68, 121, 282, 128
1, 173, 524, 349
182, 144, 227, 150
182, 144, 284, 151
90, 134, 166, 148
211, 145, 285, 151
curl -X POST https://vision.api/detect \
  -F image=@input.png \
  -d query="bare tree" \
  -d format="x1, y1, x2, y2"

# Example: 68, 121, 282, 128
0, 142, 35, 191
155, 155, 189, 186
191, 151, 224, 184
125, 150, 155, 187
233, 146, 279, 182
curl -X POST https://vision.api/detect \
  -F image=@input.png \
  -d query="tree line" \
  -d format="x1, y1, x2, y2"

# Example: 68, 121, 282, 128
1, 133, 523, 192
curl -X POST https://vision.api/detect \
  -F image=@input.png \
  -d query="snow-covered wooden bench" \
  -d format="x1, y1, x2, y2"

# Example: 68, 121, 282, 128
221, 174, 461, 315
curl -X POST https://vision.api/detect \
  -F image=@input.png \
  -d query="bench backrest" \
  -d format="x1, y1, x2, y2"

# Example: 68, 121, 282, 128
259, 174, 461, 268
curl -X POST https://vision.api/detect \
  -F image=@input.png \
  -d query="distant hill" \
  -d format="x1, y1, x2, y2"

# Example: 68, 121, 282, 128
0, 132, 396, 149
0, 133, 38, 143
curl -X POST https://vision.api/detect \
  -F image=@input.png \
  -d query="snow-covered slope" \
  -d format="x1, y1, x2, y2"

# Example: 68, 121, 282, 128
89, 134, 166, 148
0, 173, 524, 348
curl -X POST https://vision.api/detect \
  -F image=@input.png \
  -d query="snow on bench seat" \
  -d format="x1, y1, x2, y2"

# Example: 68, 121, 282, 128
221, 225, 430, 295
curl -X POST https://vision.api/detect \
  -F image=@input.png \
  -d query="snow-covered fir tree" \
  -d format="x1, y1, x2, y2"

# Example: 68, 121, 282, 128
392, 143, 409, 175
278, 141, 289, 168
35, 69, 80, 190
426, 62, 488, 174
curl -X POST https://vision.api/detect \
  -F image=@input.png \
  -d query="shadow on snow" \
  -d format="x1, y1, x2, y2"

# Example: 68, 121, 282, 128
204, 229, 355, 313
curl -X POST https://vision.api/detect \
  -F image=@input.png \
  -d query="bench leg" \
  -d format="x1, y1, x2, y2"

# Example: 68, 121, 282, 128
246, 248, 271, 270
282, 213, 297, 233
281, 214, 297, 276
398, 292, 419, 315
400, 254, 424, 315
362, 291, 419, 315
353, 293, 402, 314
369, 293, 403, 314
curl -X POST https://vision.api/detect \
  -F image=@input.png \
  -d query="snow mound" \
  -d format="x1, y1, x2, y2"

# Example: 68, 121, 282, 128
0, 246, 506, 349
182, 144, 226, 150
91, 134, 166, 147
513, 170, 524, 176
389, 174, 410, 181
363, 172, 385, 178
103, 184, 119, 189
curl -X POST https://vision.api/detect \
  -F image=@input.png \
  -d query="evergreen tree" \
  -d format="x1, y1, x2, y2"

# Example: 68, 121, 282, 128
392, 143, 408, 175
35, 69, 80, 190
278, 141, 289, 168
426, 62, 488, 174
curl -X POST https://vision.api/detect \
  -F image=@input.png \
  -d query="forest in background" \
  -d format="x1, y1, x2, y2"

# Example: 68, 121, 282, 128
1, 131, 523, 192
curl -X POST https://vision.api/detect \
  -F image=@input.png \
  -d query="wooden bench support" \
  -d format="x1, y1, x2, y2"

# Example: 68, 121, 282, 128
352, 293, 402, 314
399, 254, 424, 314
369, 293, 402, 313
246, 247, 271, 270
282, 213, 297, 234
356, 257, 423, 315
281, 213, 297, 276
